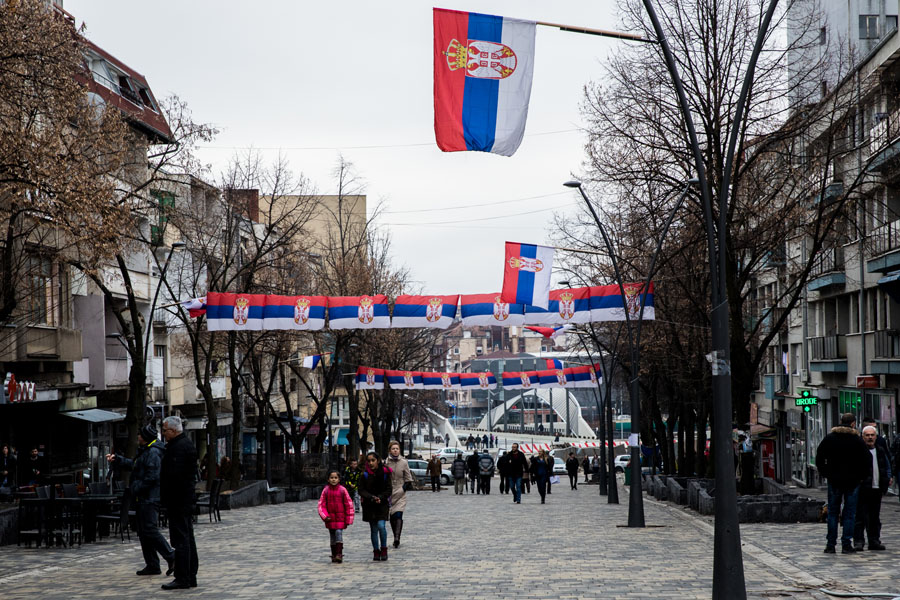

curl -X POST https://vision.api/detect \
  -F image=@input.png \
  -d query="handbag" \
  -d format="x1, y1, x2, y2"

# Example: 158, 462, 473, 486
549, 475, 560, 484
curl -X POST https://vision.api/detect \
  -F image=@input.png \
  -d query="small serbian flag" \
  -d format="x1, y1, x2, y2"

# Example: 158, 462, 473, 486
263, 295, 327, 331
537, 368, 568, 388
525, 325, 570, 339
180, 296, 207, 318
589, 282, 655, 321
459, 293, 525, 327
433, 8, 536, 156
501, 371, 540, 390
386, 370, 424, 390
545, 358, 563, 369
524, 287, 591, 325
301, 354, 327, 369
459, 372, 497, 390
355, 367, 385, 390
328, 295, 391, 330
501, 242, 555, 309
206, 292, 265, 331
391, 294, 459, 329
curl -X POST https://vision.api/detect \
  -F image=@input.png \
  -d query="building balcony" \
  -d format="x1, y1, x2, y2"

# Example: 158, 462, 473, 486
0, 325, 82, 362
868, 106, 900, 172
808, 247, 846, 291
809, 334, 847, 372
874, 329, 900, 358
868, 220, 900, 272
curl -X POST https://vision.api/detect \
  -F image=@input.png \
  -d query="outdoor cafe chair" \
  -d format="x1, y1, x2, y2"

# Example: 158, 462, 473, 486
195, 479, 223, 523
95, 489, 131, 542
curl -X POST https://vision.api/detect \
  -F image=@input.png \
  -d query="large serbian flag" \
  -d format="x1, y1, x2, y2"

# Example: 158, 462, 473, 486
355, 367, 385, 390
501, 371, 540, 390
459, 293, 525, 326
263, 295, 327, 331
433, 8, 536, 156
501, 242, 554, 309
524, 287, 591, 325
206, 292, 265, 331
386, 370, 424, 390
537, 368, 568, 388
328, 295, 391, 330
459, 371, 497, 390
422, 372, 460, 390
589, 282, 655, 322
565, 365, 599, 388
391, 294, 459, 329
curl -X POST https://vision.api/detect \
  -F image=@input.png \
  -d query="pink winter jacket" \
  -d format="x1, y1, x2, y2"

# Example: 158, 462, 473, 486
318, 483, 354, 530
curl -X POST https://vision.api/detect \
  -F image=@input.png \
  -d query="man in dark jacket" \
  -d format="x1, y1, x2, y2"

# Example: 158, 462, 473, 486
451, 454, 467, 495
478, 452, 495, 495
506, 444, 529, 504
853, 425, 892, 551
466, 450, 480, 494
108, 425, 175, 576
815, 413, 870, 553
1, 443, 16, 488
497, 451, 510, 494
160, 417, 199, 590
566, 452, 580, 490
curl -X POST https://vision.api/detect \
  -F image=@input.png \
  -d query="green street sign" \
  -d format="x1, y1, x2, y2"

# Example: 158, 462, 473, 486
795, 389, 818, 412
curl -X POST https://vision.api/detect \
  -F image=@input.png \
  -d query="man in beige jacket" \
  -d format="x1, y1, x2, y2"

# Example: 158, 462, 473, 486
385, 440, 414, 548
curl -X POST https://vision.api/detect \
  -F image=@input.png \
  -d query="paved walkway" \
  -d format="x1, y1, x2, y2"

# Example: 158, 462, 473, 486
1, 478, 898, 599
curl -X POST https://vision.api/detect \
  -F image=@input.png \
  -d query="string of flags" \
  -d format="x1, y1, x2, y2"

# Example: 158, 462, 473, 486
354, 364, 600, 391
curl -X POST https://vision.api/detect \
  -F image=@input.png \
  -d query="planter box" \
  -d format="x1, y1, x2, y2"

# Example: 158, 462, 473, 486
218, 480, 269, 511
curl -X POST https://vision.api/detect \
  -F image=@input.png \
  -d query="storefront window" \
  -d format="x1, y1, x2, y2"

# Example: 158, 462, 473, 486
807, 403, 825, 468
791, 426, 807, 485
838, 389, 862, 422
866, 391, 897, 441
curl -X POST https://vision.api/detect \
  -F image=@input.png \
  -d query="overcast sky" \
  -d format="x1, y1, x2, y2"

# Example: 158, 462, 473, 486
65, 1, 621, 294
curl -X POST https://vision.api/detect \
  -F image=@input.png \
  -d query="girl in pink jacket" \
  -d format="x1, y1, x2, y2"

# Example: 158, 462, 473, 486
318, 470, 354, 563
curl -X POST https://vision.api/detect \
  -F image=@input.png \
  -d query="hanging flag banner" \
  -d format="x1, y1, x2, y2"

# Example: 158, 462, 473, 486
459, 372, 497, 390
525, 325, 570, 339
206, 292, 266, 331
565, 365, 597, 388
524, 287, 591, 325
263, 295, 327, 331
501, 371, 540, 390
386, 370, 424, 390
328, 295, 391, 330
537, 368, 568, 388
180, 296, 207, 318
301, 354, 328, 369
355, 367, 385, 390
501, 242, 555, 309
460, 293, 525, 326
433, 8, 536, 156
391, 294, 459, 329
589, 283, 655, 322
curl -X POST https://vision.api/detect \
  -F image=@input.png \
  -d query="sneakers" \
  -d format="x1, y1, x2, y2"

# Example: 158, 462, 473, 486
823, 545, 836, 553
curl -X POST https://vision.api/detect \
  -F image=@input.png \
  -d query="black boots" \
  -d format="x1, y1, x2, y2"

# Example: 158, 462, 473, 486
391, 517, 403, 548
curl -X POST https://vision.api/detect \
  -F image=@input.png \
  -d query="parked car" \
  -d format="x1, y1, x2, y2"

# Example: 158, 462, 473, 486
407, 459, 452, 486
552, 460, 568, 476
614, 454, 631, 473
434, 447, 465, 464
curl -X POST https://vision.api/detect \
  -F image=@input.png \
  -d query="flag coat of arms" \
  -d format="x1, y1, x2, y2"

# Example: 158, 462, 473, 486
328, 295, 391, 330
391, 294, 459, 329
501, 371, 540, 390
180, 296, 207, 318
433, 8, 536, 156
589, 283, 655, 322
459, 372, 497, 390
421, 372, 453, 390
385, 370, 424, 390
355, 367, 385, 390
537, 368, 568, 388
263, 295, 327, 331
206, 292, 266, 331
565, 365, 598, 388
524, 287, 591, 325
459, 293, 525, 326
501, 242, 555, 309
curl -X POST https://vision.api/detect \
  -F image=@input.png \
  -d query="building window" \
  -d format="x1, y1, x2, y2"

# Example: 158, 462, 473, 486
860, 15, 880, 39
819, 26, 826, 45
290, 378, 298, 392
150, 191, 175, 246
888, 15, 899, 34
28, 255, 61, 326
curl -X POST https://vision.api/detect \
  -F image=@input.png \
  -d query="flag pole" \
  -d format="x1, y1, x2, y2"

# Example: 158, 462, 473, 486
536, 21, 655, 43
554, 245, 609, 257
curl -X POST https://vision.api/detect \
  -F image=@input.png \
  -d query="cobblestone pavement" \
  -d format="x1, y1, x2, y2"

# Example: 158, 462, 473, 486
1, 477, 898, 599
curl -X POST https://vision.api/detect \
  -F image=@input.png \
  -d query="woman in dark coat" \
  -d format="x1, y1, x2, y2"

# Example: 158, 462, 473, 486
532, 450, 552, 504
358, 452, 392, 561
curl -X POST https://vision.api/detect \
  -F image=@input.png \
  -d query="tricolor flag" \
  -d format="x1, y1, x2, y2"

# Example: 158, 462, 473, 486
391, 294, 459, 329
355, 367, 385, 390
537, 368, 568, 388
301, 354, 328, 369
545, 358, 563, 369
180, 296, 207, 318
589, 283, 655, 322
565, 365, 598, 388
525, 325, 570, 339
263, 295, 327, 331
523, 287, 591, 325
386, 370, 424, 390
328, 295, 391, 330
421, 372, 461, 390
433, 8, 536, 156
206, 292, 266, 331
459, 293, 525, 327
501, 242, 555, 309
459, 371, 497, 390
501, 371, 540, 390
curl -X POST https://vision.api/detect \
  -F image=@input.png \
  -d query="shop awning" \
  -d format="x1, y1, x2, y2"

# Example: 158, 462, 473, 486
336, 428, 349, 445
61, 409, 125, 423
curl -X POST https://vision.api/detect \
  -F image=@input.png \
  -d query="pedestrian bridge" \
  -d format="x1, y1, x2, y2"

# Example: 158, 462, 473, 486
474, 389, 596, 437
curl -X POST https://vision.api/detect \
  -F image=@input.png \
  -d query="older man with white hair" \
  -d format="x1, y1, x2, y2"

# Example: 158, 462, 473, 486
159, 416, 199, 590
854, 424, 892, 551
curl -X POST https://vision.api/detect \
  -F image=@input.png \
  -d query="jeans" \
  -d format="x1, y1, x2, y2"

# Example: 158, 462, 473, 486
351, 490, 360, 511
454, 478, 465, 494
328, 528, 343, 544
369, 520, 387, 550
167, 506, 198, 585
135, 501, 174, 570
826, 483, 859, 548
854, 486, 883, 546
509, 476, 522, 502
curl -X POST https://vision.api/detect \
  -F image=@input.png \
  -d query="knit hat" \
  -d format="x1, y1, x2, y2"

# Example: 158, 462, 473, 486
140, 425, 157, 443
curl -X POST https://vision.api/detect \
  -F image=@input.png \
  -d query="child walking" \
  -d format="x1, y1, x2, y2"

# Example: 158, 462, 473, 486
318, 470, 354, 563
358, 451, 392, 561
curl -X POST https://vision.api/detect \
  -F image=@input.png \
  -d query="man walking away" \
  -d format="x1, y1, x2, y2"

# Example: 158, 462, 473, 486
582, 455, 591, 484
466, 450, 480, 494
427, 455, 442, 492
108, 426, 174, 577
854, 425, 892, 551
451, 453, 467, 494
478, 451, 495, 495
506, 444, 529, 504
497, 451, 509, 494
815, 413, 870, 554
160, 417, 199, 590
566, 452, 580, 490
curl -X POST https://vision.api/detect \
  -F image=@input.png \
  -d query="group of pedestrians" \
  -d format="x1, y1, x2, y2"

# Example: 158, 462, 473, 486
448, 448, 495, 494
465, 433, 496, 450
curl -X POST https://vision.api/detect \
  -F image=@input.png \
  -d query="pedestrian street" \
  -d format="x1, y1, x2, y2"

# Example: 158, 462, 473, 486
1, 478, 897, 599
